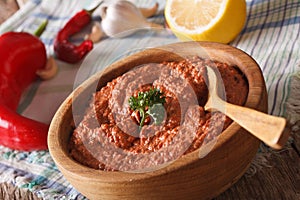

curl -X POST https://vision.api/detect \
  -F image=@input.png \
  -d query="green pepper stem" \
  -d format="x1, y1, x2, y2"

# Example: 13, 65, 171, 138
86, 1, 104, 15
33, 20, 48, 37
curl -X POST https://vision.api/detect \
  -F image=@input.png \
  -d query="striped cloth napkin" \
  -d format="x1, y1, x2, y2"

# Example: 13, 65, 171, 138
0, 0, 299, 199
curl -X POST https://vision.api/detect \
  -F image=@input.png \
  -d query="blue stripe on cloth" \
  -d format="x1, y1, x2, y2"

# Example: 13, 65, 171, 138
270, 22, 300, 114
260, 0, 288, 72
272, 10, 300, 115
32, 12, 71, 21
30, 0, 42, 5
233, 0, 256, 44
247, 1, 300, 20
32, 11, 102, 21
248, 0, 268, 5
261, 0, 289, 114
241, 0, 300, 36
263, 0, 287, 114
244, 16, 300, 34
248, 0, 271, 57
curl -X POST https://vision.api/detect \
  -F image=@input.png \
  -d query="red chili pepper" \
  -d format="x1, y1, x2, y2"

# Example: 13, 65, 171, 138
0, 21, 49, 151
54, 2, 103, 63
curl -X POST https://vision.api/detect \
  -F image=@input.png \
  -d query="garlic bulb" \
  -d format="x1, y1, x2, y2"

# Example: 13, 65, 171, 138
100, 1, 162, 38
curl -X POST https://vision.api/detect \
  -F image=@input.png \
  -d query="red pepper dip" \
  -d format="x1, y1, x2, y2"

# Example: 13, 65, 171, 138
68, 57, 248, 172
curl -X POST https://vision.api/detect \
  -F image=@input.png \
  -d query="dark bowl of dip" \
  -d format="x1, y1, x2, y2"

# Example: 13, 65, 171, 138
48, 41, 267, 200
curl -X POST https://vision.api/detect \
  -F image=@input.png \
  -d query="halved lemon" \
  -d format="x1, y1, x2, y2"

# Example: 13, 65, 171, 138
165, 0, 247, 43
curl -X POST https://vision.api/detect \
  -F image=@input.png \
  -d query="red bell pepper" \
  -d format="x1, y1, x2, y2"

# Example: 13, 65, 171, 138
53, 2, 103, 63
0, 21, 49, 151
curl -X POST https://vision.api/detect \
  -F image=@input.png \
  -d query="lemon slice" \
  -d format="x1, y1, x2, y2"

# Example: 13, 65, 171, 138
165, 0, 247, 43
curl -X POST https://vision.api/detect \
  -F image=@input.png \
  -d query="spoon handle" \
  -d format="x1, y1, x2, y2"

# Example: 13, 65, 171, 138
218, 99, 289, 149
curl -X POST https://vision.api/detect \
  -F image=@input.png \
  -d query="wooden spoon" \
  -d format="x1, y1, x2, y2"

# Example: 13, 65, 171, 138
204, 66, 290, 149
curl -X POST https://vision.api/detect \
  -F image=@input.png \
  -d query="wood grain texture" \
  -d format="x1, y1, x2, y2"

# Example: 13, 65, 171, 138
216, 143, 300, 200
48, 41, 268, 199
0, 182, 41, 200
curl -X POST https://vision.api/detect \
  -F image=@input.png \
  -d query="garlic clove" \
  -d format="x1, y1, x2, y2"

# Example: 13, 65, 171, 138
84, 22, 104, 43
139, 2, 159, 18
36, 56, 58, 80
100, 0, 162, 38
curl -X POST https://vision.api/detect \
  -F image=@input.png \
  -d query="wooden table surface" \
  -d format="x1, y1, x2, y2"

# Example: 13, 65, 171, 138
0, 1, 299, 200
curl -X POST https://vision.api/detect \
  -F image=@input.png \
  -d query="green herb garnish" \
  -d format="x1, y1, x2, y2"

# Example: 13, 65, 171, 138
128, 88, 166, 127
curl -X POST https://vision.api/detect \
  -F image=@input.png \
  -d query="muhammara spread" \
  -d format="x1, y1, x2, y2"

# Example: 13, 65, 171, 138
69, 57, 248, 171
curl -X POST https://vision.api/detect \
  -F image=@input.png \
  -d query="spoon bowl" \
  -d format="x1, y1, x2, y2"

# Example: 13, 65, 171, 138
204, 66, 290, 149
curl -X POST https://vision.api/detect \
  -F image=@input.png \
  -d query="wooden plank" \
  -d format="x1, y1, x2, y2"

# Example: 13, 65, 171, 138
215, 143, 300, 199
292, 125, 300, 154
0, 182, 41, 200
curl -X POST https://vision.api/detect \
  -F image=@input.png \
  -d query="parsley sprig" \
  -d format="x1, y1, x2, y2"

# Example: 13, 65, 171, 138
128, 88, 166, 127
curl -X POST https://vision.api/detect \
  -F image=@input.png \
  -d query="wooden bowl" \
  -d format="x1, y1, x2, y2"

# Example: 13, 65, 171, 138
48, 41, 267, 200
